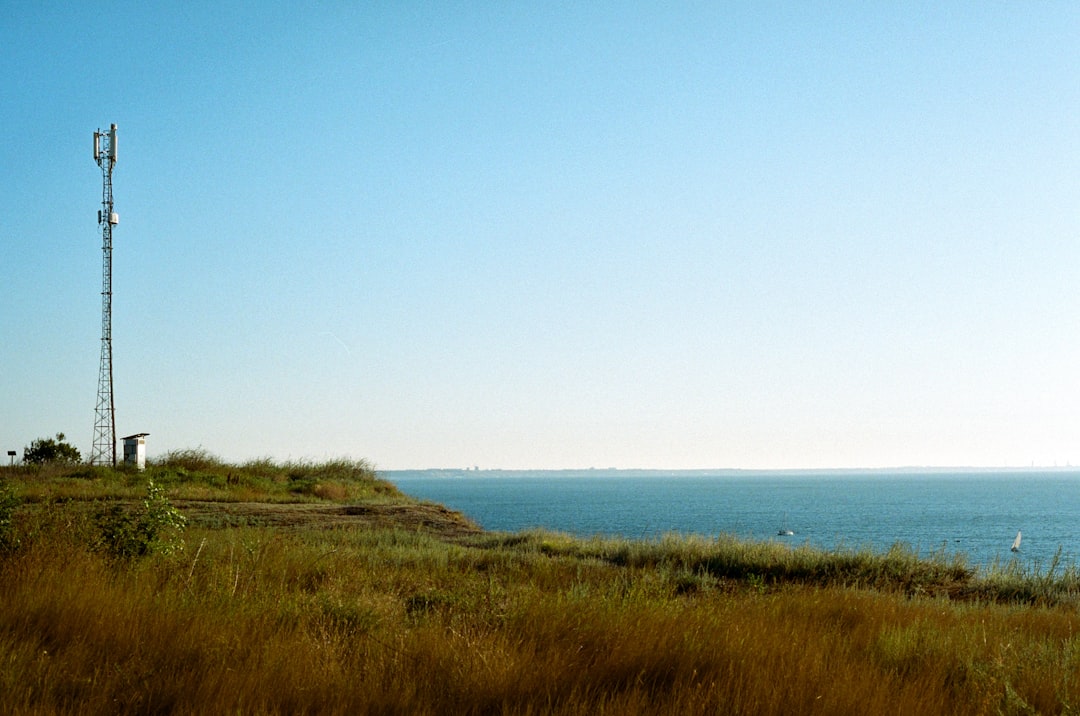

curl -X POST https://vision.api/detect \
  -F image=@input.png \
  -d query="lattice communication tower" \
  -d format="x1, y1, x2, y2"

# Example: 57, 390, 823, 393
90, 124, 118, 466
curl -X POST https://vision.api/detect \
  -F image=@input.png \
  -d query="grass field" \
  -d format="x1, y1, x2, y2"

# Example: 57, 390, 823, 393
2, 453, 1079, 714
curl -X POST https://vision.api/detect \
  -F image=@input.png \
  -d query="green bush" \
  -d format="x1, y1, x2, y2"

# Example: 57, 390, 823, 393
94, 479, 187, 558
22, 433, 81, 466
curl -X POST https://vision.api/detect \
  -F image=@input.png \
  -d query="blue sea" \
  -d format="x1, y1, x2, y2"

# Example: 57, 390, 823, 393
385, 469, 1080, 571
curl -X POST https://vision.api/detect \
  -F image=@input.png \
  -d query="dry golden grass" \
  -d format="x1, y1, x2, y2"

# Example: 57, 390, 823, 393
1, 515, 1079, 714
2, 462, 1080, 714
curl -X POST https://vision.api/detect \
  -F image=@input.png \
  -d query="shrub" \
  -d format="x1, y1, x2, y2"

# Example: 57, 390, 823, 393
94, 479, 187, 558
22, 433, 81, 466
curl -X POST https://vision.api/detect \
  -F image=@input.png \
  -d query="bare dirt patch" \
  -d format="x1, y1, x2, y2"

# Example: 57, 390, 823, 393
175, 500, 482, 540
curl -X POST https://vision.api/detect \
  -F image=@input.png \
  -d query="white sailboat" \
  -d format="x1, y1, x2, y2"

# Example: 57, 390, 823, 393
1011, 530, 1022, 553
777, 514, 794, 536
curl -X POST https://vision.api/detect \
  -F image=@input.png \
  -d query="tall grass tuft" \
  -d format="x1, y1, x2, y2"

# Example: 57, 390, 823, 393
154, 447, 225, 472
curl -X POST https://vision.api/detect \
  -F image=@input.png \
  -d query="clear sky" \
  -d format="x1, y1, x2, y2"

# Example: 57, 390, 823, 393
2, 3, 1078, 470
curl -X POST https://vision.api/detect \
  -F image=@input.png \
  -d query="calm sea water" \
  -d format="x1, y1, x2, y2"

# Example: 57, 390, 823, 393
385, 469, 1080, 570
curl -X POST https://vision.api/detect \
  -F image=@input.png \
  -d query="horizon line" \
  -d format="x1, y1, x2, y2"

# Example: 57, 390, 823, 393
379, 464, 1079, 473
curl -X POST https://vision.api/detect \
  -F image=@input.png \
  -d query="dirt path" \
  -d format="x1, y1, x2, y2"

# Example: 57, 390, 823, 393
174, 500, 483, 540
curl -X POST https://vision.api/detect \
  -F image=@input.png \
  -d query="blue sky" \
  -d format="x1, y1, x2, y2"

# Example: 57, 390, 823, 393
2, 3, 1078, 469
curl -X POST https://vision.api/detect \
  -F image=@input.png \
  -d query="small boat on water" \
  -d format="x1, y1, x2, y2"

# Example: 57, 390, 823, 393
1011, 530, 1022, 552
777, 515, 794, 536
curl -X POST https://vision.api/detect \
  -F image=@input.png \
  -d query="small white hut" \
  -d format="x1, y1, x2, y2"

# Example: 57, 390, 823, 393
122, 433, 149, 471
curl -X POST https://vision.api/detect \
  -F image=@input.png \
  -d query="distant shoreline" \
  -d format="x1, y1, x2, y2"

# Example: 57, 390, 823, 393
381, 466, 1080, 479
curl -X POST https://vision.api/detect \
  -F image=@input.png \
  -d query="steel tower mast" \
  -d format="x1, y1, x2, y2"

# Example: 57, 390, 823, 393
90, 124, 118, 466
